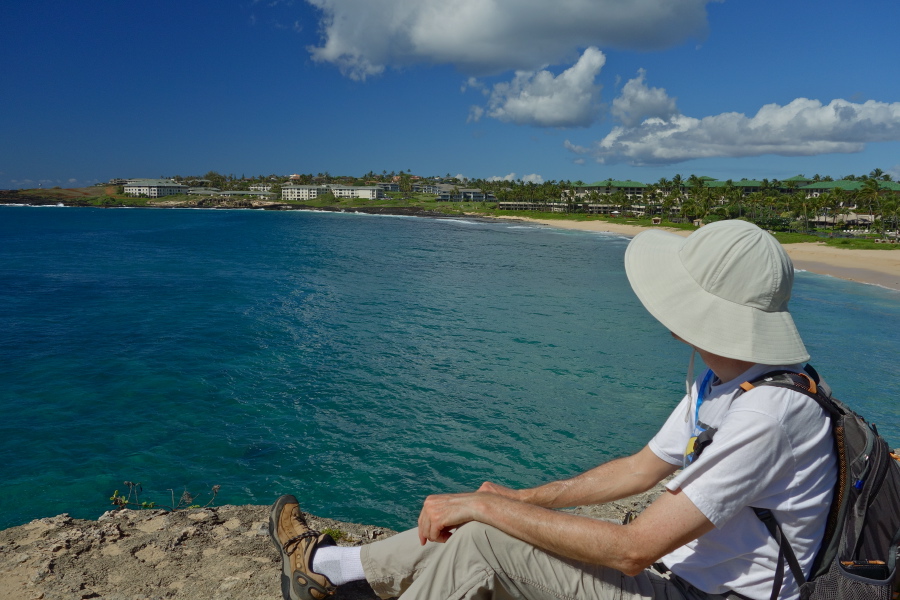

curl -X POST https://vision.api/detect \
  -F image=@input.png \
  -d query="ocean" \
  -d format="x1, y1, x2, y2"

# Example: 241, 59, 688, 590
1, 207, 898, 531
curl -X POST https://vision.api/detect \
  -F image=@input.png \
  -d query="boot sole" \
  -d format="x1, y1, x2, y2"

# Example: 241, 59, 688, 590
270, 494, 300, 600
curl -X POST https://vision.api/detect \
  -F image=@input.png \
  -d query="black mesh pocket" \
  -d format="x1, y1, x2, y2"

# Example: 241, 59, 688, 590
804, 559, 894, 600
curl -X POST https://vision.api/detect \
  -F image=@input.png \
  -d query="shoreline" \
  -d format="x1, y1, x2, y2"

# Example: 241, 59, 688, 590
491, 215, 900, 292
6, 200, 899, 292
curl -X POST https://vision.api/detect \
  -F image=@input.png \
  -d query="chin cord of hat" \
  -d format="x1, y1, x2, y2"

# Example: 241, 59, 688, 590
684, 349, 696, 423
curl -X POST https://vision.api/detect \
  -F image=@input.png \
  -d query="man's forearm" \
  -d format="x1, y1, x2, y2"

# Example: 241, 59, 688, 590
419, 487, 713, 576
516, 446, 677, 508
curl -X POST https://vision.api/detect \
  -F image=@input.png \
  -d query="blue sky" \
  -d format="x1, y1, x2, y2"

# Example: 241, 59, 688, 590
2, 0, 899, 189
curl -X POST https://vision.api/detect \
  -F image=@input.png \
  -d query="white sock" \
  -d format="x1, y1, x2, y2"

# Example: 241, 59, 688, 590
311, 545, 365, 586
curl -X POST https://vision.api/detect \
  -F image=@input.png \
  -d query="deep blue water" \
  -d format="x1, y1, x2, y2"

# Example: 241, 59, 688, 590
1, 207, 898, 531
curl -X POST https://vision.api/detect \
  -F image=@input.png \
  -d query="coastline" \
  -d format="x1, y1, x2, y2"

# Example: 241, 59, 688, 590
5, 199, 899, 292
490, 215, 900, 292
0, 486, 663, 599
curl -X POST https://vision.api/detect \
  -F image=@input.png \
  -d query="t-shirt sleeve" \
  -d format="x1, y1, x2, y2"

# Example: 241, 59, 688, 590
665, 403, 796, 527
649, 393, 693, 466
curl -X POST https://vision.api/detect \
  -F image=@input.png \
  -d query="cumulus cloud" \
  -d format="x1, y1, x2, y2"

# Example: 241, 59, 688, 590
467, 105, 485, 123
567, 71, 900, 164
475, 47, 605, 128
611, 68, 677, 127
304, 0, 716, 79
488, 173, 517, 182
522, 173, 545, 184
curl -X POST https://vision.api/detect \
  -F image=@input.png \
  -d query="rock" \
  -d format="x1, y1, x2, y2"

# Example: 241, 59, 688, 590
0, 481, 669, 600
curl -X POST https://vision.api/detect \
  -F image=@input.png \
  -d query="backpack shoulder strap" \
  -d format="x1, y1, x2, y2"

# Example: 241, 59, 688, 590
741, 365, 836, 599
740, 366, 841, 418
753, 507, 807, 599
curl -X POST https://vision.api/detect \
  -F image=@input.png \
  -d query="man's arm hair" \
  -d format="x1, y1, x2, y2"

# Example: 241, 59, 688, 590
419, 484, 714, 575
480, 445, 678, 509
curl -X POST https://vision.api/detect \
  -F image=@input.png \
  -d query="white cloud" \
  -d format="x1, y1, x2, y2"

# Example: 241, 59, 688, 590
611, 69, 677, 127
488, 173, 517, 182
568, 73, 900, 164
461, 77, 485, 94
305, 0, 716, 79
477, 47, 605, 128
467, 105, 485, 123
522, 173, 544, 184
564, 140, 590, 154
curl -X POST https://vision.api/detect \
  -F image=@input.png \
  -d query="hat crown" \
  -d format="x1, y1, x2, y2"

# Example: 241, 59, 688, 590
679, 220, 793, 313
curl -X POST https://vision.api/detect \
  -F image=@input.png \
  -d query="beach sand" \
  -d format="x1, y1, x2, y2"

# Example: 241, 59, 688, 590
488, 216, 900, 292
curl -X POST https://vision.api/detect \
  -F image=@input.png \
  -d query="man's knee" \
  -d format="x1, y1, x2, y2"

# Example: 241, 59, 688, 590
446, 521, 531, 572
449, 521, 500, 549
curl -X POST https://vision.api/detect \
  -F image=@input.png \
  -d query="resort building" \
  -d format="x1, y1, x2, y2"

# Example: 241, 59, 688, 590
800, 180, 900, 198
564, 180, 648, 199
434, 184, 494, 201
330, 185, 383, 200
413, 182, 440, 194
123, 179, 189, 198
281, 184, 385, 202
282, 185, 328, 202
187, 188, 274, 199
702, 179, 764, 196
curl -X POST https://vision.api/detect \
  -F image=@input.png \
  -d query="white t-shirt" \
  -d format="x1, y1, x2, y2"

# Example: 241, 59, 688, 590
648, 363, 836, 600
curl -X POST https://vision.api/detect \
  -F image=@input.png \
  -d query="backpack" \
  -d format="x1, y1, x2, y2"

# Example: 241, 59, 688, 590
741, 364, 900, 600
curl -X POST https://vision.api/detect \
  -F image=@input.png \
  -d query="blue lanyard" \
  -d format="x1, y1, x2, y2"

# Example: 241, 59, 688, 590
693, 369, 716, 426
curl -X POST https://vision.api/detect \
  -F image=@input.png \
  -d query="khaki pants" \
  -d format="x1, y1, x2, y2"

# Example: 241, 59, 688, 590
360, 522, 734, 600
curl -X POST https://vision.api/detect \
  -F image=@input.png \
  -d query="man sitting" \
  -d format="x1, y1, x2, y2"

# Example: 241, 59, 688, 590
270, 219, 836, 600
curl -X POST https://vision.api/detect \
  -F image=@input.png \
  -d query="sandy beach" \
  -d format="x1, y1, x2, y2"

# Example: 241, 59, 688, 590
490, 216, 900, 292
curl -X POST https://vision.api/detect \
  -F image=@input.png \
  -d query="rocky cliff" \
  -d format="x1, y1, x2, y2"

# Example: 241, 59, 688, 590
0, 484, 665, 600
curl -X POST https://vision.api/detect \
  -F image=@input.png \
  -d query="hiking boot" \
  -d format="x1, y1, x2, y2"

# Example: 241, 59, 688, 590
269, 495, 337, 600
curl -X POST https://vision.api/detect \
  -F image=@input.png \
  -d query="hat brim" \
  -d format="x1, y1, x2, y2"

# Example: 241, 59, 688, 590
624, 229, 809, 364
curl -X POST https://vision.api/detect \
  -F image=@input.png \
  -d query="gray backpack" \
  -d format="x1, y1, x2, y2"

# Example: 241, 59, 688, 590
743, 365, 900, 600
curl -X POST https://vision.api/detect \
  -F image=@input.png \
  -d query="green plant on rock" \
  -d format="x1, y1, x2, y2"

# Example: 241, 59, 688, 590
109, 481, 220, 512
321, 527, 347, 543
109, 481, 156, 510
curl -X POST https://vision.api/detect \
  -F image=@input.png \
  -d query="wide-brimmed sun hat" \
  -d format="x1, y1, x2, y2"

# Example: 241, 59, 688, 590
624, 219, 809, 364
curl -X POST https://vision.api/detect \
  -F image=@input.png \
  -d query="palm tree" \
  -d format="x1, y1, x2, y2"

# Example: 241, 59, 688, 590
880, 198, 899, 236
687, 174, 704, 200
656, 177, 670, 196
858, 179, 883, 231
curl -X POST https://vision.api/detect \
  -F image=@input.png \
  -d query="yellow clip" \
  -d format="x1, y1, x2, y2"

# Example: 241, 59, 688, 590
739, 382, 755, 392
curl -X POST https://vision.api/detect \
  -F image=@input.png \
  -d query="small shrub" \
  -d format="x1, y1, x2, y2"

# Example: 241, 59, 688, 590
321, 527, 346, 543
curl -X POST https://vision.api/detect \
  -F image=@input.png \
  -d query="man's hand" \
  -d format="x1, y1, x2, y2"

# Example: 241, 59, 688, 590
417, 491, 498, 545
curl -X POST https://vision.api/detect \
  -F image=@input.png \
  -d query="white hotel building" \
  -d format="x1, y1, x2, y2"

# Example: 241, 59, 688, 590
282, 184, 384, 202
123, 179, 189, 198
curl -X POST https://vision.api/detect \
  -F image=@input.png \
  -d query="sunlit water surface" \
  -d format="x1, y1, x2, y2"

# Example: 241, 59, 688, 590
1, 207, 897, 530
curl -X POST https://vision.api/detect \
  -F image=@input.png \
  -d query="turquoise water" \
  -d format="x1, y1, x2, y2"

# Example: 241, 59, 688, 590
1, 207, 898, 531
